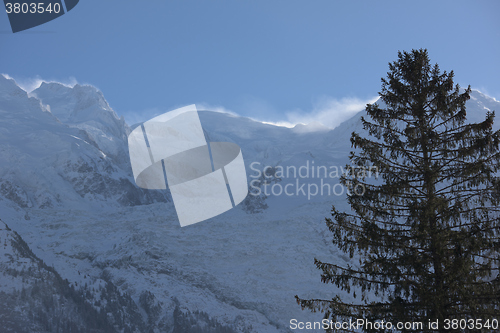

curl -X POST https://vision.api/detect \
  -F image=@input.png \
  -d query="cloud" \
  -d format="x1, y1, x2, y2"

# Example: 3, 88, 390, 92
260, 120, 295, 128
196, 96, 381, 132
284, 96, 379, 131
244, 96, 379, 132
195, 103, 239, 117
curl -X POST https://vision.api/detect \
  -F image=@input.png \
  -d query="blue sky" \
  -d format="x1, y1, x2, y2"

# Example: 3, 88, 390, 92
1, 0, 499, 127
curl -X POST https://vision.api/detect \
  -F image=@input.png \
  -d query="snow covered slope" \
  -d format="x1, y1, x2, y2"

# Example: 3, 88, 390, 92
0, 74, 498, 333
32, 82, 129, 165
0, 75, 168, 210
0, 219, 120, 332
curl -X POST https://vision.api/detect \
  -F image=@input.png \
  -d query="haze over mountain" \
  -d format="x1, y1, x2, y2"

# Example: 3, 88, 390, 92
1, 74, 498, 332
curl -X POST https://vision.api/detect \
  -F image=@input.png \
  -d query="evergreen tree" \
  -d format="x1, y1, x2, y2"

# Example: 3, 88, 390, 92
296, 49, 500, 332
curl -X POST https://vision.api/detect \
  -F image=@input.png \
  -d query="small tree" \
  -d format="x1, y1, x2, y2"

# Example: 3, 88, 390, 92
297, 49, 500, 332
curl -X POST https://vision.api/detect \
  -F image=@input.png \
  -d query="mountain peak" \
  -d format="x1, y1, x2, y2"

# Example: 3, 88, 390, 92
33, 81, 114, 122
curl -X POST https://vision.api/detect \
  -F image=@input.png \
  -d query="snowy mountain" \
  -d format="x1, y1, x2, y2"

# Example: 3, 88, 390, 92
31, 82, 129, 165
0, 75, 168, 210
0, 219, 121, 333
0, 74, 498, 332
